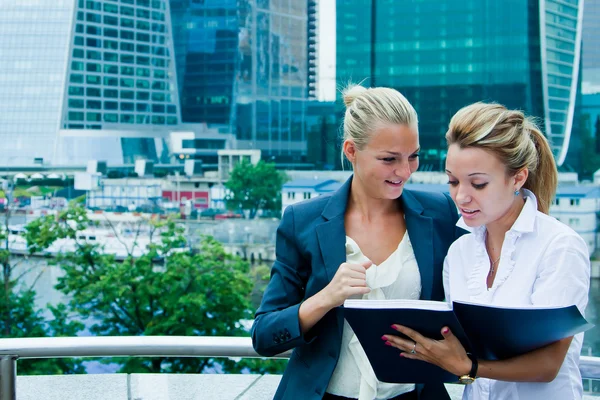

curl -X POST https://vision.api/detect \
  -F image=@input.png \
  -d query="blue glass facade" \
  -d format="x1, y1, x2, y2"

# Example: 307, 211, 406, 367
336, 0, 583, 170
170, 0, 309, 164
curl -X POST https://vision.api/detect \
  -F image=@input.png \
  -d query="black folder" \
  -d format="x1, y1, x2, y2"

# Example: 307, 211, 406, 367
343, 299, 593, 384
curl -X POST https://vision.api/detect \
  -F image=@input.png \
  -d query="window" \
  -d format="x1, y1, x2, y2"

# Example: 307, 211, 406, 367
121, 54, 134, 64
120, 114, 135, 123
121, 30, 134, 40
87, 63, 101, 72
120, 42, 134, 52
167, 116, 178, 125
104, 52, 118, 62
104, 64, 118, 74
104, 77, 118, 86
136, 79, 149, 89
151, 92, 165, 102
104, 28, 118, 38
136, 103, 148, 112
287, 192, 296, 200
74, 36, 84, 46
87, 50, 101, 60
136, 68, 150, 77
103, 3, 118, 13
136, 91, 149, 100
570, 198, 580, 206
68, 99, 84, 108
152, 104, 164, 113
151, 116, 165, 124
121, 6, 134, 16
121, 18, 134, 28
70, 74, 84, 84
121, 90, 134, 99
303, 192, 311, 200
86, 75, 101, 85
121, 102, 134, 111
72, 48, 84, 58
104, 40, 118, 50
87, 100, 102, 110
104, 15, 118, 25
137, 33, 150, 42
104, 101, 118, 110
68, 112, 84, 121
121, 66, 134, 75
68, 86, 84, 96
87, 87, 101, 97
104, 89, 118, 98
121, 78, 134, 88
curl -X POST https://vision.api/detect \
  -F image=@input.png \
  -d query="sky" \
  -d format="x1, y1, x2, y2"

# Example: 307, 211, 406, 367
318, 0, 336, 101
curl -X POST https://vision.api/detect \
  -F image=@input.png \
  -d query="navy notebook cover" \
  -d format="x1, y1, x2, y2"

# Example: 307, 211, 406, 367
343, 299, 593, 384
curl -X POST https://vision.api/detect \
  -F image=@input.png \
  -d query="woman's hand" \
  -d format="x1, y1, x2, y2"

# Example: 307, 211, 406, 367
322, 261, 372, 308
383, 325, 472, 377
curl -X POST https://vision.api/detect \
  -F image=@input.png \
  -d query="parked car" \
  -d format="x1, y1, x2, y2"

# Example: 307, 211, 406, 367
214, 212, 243, 220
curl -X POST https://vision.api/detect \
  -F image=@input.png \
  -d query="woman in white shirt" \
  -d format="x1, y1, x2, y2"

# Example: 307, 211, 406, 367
384, 102, 590, 400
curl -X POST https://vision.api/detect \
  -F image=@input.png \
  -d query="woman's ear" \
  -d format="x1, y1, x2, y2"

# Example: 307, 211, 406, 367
514, 168, 529, 192
343, 140, 357, 164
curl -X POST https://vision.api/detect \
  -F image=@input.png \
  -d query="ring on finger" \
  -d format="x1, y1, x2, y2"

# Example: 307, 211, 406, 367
410, 342, 417, 354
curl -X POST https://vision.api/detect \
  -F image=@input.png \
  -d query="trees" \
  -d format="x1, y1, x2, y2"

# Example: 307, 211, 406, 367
0, 193, 84, 375
224, 161, 285, 219
26, 206, 287, 374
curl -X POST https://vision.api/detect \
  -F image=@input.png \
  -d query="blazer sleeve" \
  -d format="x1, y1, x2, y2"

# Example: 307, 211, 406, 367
251, 205, 313, 357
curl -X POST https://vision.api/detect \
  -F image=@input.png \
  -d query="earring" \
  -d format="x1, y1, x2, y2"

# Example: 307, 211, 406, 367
514, 189, 520, 196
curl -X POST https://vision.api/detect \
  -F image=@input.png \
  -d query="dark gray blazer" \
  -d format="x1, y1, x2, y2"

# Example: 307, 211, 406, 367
252, 177, 463, 400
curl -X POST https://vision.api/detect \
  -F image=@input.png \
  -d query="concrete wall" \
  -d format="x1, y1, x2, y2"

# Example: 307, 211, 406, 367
14, 374, 600, 399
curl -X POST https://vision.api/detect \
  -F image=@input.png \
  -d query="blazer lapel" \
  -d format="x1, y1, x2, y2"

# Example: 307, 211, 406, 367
401, 190, 435, 300
316, 176, 352, 283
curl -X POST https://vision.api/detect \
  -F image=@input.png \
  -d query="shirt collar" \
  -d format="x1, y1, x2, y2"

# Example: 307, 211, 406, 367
455, 188, 538, 238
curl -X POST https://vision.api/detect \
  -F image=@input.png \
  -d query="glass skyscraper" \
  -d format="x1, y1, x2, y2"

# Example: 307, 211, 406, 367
170, 0, 309, 165
336, 0, 583, 170
0, 0, 181, 166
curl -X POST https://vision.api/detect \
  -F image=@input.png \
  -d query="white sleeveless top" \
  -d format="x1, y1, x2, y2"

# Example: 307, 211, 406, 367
326, 232, 422, 400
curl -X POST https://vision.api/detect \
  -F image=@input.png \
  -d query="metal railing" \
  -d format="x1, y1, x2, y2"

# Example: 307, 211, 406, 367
0, 336, 599, 400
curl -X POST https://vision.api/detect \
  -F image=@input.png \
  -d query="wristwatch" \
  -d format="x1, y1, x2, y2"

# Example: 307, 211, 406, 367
458, 352, 478, 384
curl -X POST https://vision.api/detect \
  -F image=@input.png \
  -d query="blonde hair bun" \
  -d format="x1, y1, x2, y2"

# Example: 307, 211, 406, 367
342, 84, 368, 107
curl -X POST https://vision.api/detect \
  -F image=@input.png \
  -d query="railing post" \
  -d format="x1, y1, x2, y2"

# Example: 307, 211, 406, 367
0, 355, 16, 400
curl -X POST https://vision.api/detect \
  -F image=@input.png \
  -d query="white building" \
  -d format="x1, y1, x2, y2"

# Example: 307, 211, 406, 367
0, 0, 181, 166
550, 186, 600, 255
281, 178, 341, 214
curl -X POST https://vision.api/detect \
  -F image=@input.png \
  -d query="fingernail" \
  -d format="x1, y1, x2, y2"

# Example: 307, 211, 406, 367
442, 327, 449, 334
399, 353, 404, 357
381, 335, 387, 341
385, 341, 392, 346
390, 325, 397, 330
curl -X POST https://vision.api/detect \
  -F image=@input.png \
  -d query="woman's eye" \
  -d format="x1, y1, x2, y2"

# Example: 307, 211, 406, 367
381, 158, 395, 163
447, 181, 458, 186
409, 154, 420, 160
472, 183, 488, 190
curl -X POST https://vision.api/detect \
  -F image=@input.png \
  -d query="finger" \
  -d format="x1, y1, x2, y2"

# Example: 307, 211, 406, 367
348, 286, 370, 296
346, 263, 370, 273
399, 352, 424, 361
347, 270, 367, 279
383, 335, 414, 352
346, 278, 368, 287
392, 324, 427, 344
361, 260, 373, 270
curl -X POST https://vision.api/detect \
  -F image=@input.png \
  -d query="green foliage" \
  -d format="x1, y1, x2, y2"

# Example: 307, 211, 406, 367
0, 280, 85, 375
224, 161, 286, 219
29, 205, 286, 374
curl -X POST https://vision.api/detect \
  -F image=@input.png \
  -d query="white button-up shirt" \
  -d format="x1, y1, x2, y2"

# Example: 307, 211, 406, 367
444, 190, 590, 400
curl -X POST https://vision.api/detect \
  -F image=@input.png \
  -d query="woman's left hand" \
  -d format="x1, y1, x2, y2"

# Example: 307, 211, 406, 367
383, 325, 472, 377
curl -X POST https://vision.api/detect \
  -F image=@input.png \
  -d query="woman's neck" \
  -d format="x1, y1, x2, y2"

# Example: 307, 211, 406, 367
347, 178, 400, 222
485, 197, 526, 247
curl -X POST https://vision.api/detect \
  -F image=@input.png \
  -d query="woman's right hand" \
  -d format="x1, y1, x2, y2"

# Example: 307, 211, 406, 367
322, 261, 372, 308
